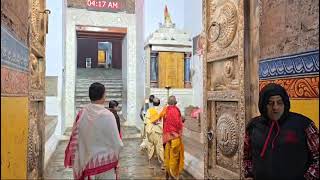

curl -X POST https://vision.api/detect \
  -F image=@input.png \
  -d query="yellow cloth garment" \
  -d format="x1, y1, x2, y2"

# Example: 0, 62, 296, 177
144, 107, 164, 163
164, 137, 184, 179
146, 107, 161, 124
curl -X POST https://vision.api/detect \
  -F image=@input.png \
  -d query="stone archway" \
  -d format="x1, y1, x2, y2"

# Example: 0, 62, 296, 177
64, 8, 137, 129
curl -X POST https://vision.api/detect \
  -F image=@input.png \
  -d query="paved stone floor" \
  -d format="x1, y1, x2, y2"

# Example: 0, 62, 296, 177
44, 126, 194, 179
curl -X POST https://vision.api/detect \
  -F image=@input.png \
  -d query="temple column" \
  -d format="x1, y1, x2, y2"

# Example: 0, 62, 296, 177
150, 52, 158, 87
184, 53, 192, 88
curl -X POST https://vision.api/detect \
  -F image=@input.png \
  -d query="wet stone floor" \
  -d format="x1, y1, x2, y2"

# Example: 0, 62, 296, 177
44, 126, 194, 179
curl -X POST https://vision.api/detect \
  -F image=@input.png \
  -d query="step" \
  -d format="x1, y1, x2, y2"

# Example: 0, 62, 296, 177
75, 86, 123, 91
76, 92, 122, 97
76, 84, 123, 89
76, 103, 123, 109
76, 83, 123, 88
76, 81, 123, 85
75, 89, 122, 93
77, 78, 122, 82
76, 96, 122, 102
76, 100, 122, 104
45, 116, 58, 143
76, 80, 122, 84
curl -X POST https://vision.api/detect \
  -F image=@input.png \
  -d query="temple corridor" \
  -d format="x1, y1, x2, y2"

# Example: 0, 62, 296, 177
44, 126, 194, 179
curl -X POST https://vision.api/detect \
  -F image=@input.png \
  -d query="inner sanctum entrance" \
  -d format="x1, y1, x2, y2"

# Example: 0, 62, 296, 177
76, 25, 125, 69
74, 25, 126, 115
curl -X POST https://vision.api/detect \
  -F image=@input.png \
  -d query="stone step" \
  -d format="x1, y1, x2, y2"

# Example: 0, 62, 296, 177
76, 103, 123, 109
76, 85, 123, 89
45, 116, 58, 143
76, 96, 122, 103
75, 88, 122, 93
75, 92, 122, 97
76, 84, 123, 88
77, 78, 122, 82
76, 80, 123, 84
76, 82, 123, 86
75, 86, 123, 91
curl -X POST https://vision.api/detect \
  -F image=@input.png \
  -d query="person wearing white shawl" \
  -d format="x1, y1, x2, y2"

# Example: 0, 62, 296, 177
65, 82, 123, 180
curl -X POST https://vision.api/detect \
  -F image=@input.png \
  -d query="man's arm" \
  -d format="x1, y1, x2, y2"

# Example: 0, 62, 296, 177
304, 122, 319, 180
243, 131, 253, 178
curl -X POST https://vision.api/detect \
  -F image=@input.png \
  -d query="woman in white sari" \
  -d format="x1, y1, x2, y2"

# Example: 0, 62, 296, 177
65, 82, 123, 180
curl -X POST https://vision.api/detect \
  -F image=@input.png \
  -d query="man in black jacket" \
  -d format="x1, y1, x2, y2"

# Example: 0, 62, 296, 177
243, 83, 319, 180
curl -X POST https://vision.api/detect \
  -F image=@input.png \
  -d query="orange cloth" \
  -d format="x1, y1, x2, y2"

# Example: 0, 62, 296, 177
164, 137, 184, 179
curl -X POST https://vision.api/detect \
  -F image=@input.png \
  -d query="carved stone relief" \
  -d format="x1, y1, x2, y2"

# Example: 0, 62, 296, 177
31, 0, 41, 43
215, 101, 239, 173
207, 56, 239, 91
27, 102, 44, 179
30, 53, 40, 89
30, 53, 45, 91
28, 0, 46, 179
30, 0, 45, 56
207, 0, 238, 48
204, 0, 246, 179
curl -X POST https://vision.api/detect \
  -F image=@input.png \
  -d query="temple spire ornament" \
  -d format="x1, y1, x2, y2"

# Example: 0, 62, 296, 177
164, 5, 173, 27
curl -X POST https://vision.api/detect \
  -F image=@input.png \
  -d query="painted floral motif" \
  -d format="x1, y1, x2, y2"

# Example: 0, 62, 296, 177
1, 67, 29, 96
259, 77, 319, 98
259, 51, 319, 80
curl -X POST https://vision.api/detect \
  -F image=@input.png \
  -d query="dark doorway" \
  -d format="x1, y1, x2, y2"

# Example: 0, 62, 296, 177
76, 26, 126, 69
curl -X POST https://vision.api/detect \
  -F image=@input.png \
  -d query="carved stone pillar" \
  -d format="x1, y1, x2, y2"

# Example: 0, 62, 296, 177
184, 53, 192, 88
27, 0, 47, 179
150, 51, 158, 88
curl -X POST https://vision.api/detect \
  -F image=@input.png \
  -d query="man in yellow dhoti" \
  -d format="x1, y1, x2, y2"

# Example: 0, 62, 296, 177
162, 96, 184, 180
144, 98, 165, 168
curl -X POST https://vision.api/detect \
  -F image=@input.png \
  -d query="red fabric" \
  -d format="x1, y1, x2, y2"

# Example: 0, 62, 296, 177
163, 106, 183, 143
191, 108, 202, 119
284, 130, 299, 144
65, 109, 120, 180
243, 131, 253, 178
271, 120, 280, 149
304, 123, 319, 180
260, 121, 275, 158
80, 161, 118, 180
65, 110, 83, 167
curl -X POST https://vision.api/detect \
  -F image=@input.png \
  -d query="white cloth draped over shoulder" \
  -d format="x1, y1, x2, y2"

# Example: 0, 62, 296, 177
65, 103, 123, 180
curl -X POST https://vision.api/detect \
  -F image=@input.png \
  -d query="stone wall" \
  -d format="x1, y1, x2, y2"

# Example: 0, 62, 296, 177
259, 0, 319, 127
260, 0, 319, 58
67, 0, 135, 14
1, 0, 29, 44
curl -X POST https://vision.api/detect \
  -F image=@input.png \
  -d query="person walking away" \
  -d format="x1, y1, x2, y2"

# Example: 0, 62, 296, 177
140, 95, 155, 150
109, 100, 122, 138
162, 95, 184, 180
64, 82, 123, 179
144, 98, 165, 169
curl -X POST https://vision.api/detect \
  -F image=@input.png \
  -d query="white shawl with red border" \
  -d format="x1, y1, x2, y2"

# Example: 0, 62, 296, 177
65, 103, 123, 180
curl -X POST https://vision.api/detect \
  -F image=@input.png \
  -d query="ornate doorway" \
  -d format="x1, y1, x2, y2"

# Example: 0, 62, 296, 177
203, 0, 251, 179
28, 0, 48, 178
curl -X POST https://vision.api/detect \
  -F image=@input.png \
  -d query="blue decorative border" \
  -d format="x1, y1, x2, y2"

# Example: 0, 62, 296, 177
259, 50, 319, 80
1, 26, 29, 72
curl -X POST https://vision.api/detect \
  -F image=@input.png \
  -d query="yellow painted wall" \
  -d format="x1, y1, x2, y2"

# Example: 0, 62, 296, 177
291, 99, 319, 128
1, 97, 29, 179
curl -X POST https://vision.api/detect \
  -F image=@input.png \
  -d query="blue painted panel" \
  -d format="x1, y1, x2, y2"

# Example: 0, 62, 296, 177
259, 50, 319, 80
1, 26, 29, 72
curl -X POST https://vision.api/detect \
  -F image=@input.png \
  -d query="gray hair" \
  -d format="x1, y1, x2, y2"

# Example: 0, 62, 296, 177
168, 95, 177, 105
